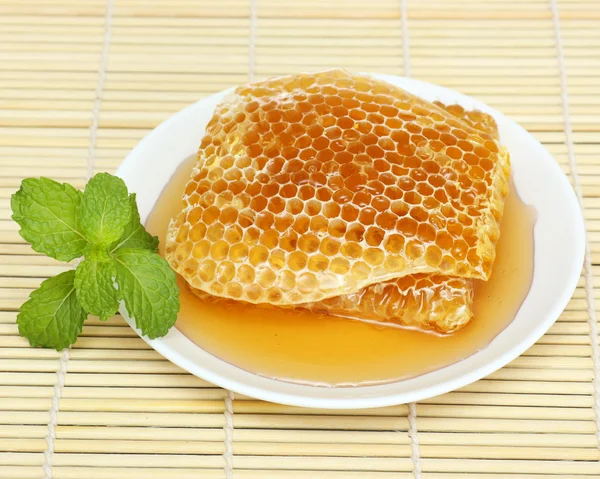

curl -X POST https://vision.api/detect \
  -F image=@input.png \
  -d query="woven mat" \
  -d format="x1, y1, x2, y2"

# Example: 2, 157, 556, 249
1, 0, 599, 477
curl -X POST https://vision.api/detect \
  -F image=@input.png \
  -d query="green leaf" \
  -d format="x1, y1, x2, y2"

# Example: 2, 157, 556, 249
114, 248, 179, 339
111, 194, 159, 253
80, 173, 131, 245
11, 177, 88, 261
74, 247, 119, 321
17, 270, 87, 350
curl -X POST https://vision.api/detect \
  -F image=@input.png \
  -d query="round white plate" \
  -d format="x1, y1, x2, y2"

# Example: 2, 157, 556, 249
116, 74, 585, 409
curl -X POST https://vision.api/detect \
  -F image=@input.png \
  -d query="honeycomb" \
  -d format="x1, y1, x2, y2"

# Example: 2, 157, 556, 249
166, 69, 510, 306
189, 274, 473, 334
307, 274, 473, 333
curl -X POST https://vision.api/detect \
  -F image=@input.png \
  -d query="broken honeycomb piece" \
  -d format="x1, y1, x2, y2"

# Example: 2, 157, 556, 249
166, 69, 510, 305
306, 274, 473, 334
188, 274, 474, 334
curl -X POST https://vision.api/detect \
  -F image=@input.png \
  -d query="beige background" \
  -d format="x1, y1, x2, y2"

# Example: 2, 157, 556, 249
0, 0, 599, 477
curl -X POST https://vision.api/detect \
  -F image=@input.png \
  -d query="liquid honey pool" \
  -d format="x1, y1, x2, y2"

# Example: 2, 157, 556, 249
146, 155, 536, 387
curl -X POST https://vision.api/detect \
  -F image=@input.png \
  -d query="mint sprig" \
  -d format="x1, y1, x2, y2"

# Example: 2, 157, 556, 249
11, 174, 179, 350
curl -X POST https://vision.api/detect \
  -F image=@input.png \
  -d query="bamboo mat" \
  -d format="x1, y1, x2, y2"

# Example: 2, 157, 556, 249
1, 0, 599, 477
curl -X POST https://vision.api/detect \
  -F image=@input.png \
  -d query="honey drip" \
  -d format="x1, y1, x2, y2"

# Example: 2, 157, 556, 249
146, 155, 535, 387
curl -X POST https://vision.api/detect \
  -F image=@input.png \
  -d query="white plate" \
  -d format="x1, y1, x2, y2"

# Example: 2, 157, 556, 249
116, 74, 585, 409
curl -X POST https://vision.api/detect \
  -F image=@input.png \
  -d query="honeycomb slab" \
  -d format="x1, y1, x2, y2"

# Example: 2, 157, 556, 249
166, 69, 510, 307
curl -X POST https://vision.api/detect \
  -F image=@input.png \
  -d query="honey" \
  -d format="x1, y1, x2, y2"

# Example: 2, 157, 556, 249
146, 154, 535, 387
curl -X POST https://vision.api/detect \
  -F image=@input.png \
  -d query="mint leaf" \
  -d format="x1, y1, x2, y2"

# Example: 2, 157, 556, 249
111, 194, 158, 253
74, 247, 119, 321
114, 248, 179, 339
80, 173, 131, 245
17, 270, 87, 350
11, 178, 88, 261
